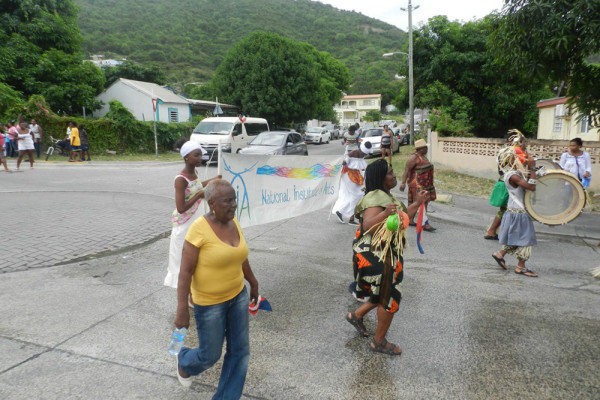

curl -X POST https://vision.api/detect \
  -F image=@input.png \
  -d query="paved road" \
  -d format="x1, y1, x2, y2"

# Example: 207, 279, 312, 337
1, 157, 599, 399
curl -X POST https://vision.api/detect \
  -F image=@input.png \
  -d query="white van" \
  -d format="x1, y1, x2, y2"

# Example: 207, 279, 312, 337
190, 116, 269, 160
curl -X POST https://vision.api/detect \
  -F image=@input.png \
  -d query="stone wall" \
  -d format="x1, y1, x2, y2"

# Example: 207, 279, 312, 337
429, 131, 600, 190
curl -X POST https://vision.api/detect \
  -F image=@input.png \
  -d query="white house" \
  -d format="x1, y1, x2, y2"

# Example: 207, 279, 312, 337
333, 94, 382, 127
94, 78, 192, 123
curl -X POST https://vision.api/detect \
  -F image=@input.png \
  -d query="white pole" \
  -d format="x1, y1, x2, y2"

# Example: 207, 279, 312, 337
401, 1, 419, 145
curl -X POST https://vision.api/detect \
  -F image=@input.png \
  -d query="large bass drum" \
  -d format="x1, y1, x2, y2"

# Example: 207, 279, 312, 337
534, 158, 562, 172
524, 170, 586, 225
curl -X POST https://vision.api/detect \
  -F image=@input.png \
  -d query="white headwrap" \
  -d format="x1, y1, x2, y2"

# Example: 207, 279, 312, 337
180, 141, 206, 158
360, 140, 373, 154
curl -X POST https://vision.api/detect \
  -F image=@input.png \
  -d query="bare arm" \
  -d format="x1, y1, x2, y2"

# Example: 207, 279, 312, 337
242, 259, 259, 304
509, 156, 536, 191
200, 174, 222, 188
361, 190, 429, 231
400, 155, 418, 190
174, 241, 199, 329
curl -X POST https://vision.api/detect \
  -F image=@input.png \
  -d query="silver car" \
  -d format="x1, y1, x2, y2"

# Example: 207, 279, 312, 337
305, 127, 331, 144
358, 128, 399, 155
239, 131, 308, 156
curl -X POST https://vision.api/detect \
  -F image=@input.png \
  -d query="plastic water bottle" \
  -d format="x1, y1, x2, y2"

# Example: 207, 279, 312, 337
582, 176, 591, 189
168, 327, 187, 355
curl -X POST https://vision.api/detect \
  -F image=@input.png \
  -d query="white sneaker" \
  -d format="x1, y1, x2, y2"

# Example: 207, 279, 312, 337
176, 355, 193, 388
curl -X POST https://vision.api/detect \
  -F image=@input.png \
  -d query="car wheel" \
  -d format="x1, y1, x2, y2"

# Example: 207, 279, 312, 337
319, 138, 322, 144
326, 137, 330, 144
236, 148, 242, 154
304, 151, 308, 156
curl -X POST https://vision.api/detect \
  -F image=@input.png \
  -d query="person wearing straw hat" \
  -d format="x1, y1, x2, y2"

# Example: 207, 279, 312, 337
333, 140, 373, 225
400, 138, 436, 231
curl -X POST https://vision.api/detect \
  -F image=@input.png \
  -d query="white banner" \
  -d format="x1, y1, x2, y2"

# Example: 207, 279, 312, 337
220, 154, 344, 228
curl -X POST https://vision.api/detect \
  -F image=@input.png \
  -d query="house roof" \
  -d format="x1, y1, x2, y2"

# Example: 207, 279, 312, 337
342, 94, 381, 100
115, 78, 190, 104
536, 97, 568, 108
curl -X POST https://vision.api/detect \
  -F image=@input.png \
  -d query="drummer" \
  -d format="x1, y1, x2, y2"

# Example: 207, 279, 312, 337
491, 144, 539, 278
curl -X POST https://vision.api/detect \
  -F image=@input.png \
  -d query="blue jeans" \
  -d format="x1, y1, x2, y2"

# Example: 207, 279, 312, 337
178, 287, 250, 400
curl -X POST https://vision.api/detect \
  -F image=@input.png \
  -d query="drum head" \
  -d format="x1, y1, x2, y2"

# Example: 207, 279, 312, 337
524, 170, 586, 225
535, 158, 562, 171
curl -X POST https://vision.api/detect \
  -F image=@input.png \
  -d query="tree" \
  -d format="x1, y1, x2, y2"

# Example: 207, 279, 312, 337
0, 0, 104, 115
211, 32, 350, 126
395, 16, 553, 137
491, 0, 600, 120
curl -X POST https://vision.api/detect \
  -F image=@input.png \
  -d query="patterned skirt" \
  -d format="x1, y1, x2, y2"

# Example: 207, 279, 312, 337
352, 223, 404, 313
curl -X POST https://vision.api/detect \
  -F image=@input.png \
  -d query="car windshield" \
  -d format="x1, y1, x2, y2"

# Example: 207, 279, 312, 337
192, 121, 234, 135
364, 129, 383, 137
307, 128, 322, 133
250, 133, 285, 146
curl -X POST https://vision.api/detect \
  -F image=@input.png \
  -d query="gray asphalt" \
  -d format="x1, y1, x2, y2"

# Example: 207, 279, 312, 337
1, 151, 599, 400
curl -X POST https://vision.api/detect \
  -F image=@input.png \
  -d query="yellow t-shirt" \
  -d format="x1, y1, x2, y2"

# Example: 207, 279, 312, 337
70, 127, 80, 146
185, 216, 248, 305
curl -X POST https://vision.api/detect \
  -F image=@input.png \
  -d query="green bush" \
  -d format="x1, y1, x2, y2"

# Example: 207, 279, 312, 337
10, 96, 198, 154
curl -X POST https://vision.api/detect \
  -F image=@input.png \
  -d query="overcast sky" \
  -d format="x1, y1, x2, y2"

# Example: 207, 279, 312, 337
316, 0, 505, 30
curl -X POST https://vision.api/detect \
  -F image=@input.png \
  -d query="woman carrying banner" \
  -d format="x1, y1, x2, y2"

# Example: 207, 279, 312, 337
164, 141, 220, 289
333, 141, 373, 225
346, 159, 428, 355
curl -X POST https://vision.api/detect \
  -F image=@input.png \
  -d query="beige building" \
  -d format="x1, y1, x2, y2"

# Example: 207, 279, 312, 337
334, 94, 381, 127
536, 97, 599, 142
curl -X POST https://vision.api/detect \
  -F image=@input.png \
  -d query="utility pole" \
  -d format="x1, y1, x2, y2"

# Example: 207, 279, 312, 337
401, 0, 419, 145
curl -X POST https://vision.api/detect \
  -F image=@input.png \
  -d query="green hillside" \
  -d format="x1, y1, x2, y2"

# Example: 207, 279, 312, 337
75, 0, 407, 98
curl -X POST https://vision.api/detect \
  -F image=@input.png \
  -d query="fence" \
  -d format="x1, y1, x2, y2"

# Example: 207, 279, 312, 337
429, 131, 600, 190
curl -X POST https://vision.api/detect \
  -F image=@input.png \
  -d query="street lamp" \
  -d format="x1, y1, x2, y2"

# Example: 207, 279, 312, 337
401, 0, 419, 146
383, 50, 414, 145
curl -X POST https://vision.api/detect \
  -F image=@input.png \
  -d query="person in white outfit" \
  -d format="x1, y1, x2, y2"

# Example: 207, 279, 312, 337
15, 120, 35, 169
164, 141, 221, 289
559, 137, 592, 183
333, 141, 373, 225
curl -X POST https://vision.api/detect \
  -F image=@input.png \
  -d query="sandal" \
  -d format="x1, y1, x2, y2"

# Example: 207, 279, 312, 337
492, 253, 507, 270
346, 312, 369, 337
515, 267, 538, 277
370, 338, 402, 356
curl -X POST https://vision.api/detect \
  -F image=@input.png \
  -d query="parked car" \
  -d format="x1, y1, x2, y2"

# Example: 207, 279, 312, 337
392, 126, 410, 146
239, 131, 308, 156
305, 127, 331, 144
358, 128, 399, 155
322, 124, 340, 139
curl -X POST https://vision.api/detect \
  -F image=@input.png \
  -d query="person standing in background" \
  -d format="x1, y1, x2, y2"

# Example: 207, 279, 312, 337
559, 138, 592, 183
29, 119, 43, 158
380, 124, 393, 164
15, 120, 35, 169
69, 121, 81, 162
6, 121, 18, 158
78, 124, 91, 162
0, 127, 11, 172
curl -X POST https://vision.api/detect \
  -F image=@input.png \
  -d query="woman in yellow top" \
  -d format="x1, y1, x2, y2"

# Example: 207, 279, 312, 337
174, 179, 259, 398
68, 121, 81, 162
